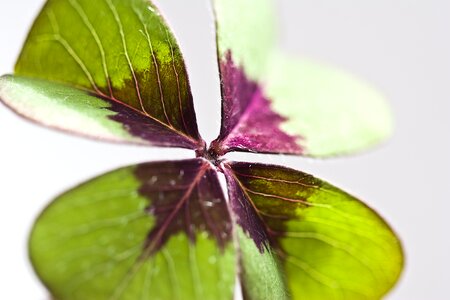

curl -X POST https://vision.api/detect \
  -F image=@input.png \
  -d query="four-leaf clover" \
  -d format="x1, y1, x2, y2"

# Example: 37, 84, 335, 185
0, 0, 403, 299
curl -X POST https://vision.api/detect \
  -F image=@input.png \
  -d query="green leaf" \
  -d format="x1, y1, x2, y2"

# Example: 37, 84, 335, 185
224, 161, 403, 299
0, 75, 198, 148
30, 159, 236, 300
213, 0, 276, 82
235, 228, 289, 300
265, 53, 393, 157
212, 0, 393, 157
8, 0, 202, 148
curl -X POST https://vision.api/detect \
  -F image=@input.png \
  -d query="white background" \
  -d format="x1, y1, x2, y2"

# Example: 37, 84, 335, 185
0, 1, 449, 299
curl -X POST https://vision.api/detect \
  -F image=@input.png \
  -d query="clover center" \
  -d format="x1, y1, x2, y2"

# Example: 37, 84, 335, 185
195, 141, 224, 168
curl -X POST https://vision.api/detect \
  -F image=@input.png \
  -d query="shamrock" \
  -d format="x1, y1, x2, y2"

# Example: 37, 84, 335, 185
0, 0, 403, 299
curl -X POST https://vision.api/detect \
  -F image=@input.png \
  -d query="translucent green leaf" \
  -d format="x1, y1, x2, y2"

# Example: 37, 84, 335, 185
30, 159, 236, 300
265, 53, 393, 157
6, 0, 202, 149
213, 0, 276, 82
224, 161, 403, 299
235, 228, 289, 300
0, 75, 198, 148
212, 0, 393, 157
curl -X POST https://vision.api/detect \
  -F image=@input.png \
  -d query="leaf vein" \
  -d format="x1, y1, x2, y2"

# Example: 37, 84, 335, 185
67, 0, 114, 97
105, 0, 147, 114
132, 7, 172, 127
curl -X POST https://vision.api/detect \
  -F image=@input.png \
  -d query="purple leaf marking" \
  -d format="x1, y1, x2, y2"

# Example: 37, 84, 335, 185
224, 166, 270, 252
210, 51, 303, 156
108, 99, 202, 149
134, 159, 232, 256
223, 161, 318, 252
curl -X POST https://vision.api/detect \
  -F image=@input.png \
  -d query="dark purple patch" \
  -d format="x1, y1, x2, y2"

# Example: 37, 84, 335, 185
224, 167, 270, 252
107, 99, 201, 149
210, 51, 303, 156
224, 161, 320, 253
89, 65, 203, 150
134, 159, 232, 255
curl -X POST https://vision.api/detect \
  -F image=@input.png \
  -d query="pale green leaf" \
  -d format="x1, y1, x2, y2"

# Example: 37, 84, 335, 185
212, 0, 393, 157
30, 159, 236, 300
225, 161, 403, 299
7, 0, 202, 148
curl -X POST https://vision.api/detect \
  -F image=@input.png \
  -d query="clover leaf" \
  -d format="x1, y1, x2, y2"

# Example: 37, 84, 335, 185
0, 0, 403, 299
